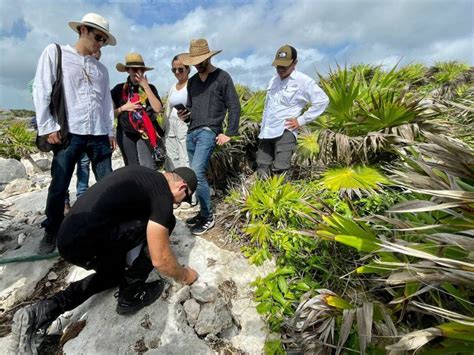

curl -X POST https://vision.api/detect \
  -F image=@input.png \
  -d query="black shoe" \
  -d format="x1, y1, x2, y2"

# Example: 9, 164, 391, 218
190, 215, 215, 235
10, 300, 58, 354
116, 280, 165, 316
38, 232, 56, 255
185, 213, 203, 226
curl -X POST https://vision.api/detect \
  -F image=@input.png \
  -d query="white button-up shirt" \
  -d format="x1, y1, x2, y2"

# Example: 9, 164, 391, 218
258, 69, 329, 139
33, 44, 114, 137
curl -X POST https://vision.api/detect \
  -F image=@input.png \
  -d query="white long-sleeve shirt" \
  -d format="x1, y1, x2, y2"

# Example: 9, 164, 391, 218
33, 44, 114, 137
258, 69, 329, 139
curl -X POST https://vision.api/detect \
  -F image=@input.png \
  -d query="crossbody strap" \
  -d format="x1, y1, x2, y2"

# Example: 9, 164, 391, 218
54, 43, 62, 85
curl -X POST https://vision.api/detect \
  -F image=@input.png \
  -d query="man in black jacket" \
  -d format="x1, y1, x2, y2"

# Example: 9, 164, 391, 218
179, 38, 241, 235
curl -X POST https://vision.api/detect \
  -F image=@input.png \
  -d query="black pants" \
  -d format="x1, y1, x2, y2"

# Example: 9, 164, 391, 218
52, 220, 153, 315
116, 126, 156, 170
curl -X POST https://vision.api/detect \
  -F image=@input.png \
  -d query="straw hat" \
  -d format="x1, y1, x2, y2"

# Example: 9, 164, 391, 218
179, 39, 222, 66
69, 13, 116, 46
116, 53, 154, 72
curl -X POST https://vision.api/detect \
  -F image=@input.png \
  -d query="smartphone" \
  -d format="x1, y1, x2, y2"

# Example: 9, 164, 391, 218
174, 103, 187, 112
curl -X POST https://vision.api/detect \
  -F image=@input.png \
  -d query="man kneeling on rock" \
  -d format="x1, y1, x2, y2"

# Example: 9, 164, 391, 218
11, 165, 199, 354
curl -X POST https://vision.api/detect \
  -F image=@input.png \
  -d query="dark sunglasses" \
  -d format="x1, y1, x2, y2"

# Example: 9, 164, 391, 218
171, 67, 185, 74
92, 31, 108, 45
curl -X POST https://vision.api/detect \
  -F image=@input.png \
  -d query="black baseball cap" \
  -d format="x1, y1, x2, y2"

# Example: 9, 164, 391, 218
173, 167, 197, 203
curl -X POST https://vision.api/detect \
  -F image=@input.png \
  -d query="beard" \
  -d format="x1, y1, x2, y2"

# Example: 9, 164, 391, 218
195, 60, 209, 73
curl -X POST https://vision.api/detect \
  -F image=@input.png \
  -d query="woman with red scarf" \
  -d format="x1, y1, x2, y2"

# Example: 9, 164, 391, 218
111, 53, 164, 169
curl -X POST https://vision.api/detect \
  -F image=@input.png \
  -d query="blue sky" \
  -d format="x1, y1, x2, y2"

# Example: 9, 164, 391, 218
0, 0, 473, 109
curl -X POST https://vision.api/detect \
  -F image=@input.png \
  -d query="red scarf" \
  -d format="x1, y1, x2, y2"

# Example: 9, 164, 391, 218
121, 83, 158, 148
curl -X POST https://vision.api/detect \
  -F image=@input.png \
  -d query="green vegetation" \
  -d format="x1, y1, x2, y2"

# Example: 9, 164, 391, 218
215, 61, 473, 354
0, 121, 36, 160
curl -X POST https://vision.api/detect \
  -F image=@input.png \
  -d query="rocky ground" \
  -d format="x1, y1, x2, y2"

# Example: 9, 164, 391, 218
0, 152, 274, 354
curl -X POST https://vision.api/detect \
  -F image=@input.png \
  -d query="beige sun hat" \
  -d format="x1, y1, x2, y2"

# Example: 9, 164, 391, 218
179, 39, 222, 66
116, 53, 154, 72
69, 13, 116, 46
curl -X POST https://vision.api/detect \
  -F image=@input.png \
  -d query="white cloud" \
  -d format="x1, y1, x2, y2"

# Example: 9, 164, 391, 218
0, 0, 472, 110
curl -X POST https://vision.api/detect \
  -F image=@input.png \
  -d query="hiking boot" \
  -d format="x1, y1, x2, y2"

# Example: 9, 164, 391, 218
38, 232, 57, 255
10, 300, 59, 355
185, 213, 203, 226
190, 215, 215, 235
116, 280, 165, 316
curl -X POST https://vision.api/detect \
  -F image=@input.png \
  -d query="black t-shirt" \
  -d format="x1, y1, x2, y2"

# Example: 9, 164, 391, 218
58, 166, 175, 250
111, 81, 163, 134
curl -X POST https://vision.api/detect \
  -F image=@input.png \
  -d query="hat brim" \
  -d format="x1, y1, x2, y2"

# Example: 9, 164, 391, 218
179, 50, 222, 66
272, 58, 293, 67
116, 63, 154, 72
69, 20, 117, 46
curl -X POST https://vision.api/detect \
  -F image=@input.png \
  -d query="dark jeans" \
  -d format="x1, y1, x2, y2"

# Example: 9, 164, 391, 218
117, 127, 156, 170
53, 220, 153, 314
45, 134, 112, 234
186, 128, 216, 218
256, 130, 296, 178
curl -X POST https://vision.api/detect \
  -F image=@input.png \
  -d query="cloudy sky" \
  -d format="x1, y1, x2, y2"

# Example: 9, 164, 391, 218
0, 0, 473, 110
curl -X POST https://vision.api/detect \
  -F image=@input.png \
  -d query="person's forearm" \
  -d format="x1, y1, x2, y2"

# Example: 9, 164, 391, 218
152, 246, 187, 282
143, 86, 162, 113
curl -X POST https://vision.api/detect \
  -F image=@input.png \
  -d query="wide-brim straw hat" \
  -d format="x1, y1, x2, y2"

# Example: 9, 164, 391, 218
179, 38, 222, 66
69, 13, 116, 46
116, 53, 154, 72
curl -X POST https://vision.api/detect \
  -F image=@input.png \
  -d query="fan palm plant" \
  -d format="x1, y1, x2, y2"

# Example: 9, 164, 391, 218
320, 165, 390, 199
0, 122, 42, 173
316, 64, 435, 165
283, 132, 474, 353
432, 61, 470, 86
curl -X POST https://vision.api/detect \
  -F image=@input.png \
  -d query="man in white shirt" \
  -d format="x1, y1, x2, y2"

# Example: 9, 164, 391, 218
33, 13, 117, 254
257, 45, 329, 178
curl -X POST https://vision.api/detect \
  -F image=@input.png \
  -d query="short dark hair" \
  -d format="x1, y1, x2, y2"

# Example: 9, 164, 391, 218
76, 25, 94, 38
172, 54, 189, 70
289, 45, 297, 61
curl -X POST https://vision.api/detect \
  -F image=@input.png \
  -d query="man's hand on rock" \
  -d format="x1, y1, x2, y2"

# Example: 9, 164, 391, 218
183, 267, 198, 285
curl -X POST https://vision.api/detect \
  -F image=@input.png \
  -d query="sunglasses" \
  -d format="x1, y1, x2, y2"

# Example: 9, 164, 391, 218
171, 67, 186, 74
92, 31, 108, 45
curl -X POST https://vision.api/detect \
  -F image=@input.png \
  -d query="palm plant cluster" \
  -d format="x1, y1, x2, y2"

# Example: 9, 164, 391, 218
217, 61, 473, 354
0, 119, 36, 160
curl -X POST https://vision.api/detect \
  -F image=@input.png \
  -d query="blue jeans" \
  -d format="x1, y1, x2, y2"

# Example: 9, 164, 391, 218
45, 134, 112, 234
186, 128, 216, 219
76, 153, 90, 198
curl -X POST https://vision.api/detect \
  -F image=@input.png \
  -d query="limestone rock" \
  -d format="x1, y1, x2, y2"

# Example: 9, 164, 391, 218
1, 178, 32, 197
48, 271, 58, 281
17, 233, 27, 245
183, 298, 200, 327
0, 158, 26, 191
190, 283, 218, 303
194, 297, 233, 336
21, 153, 52, 175
174, 285, 191, 303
